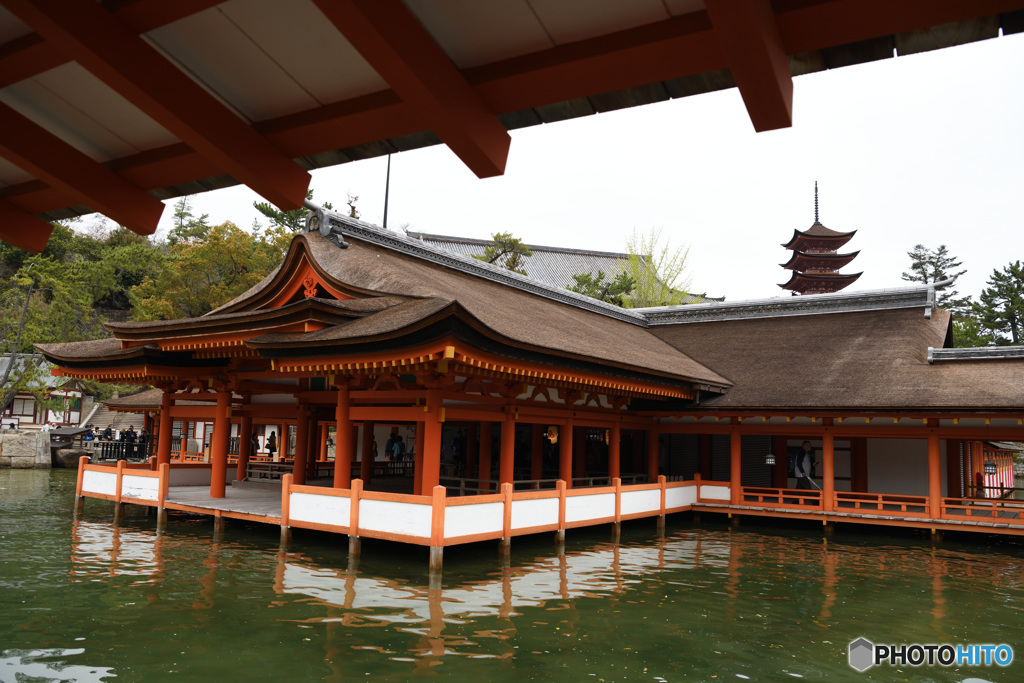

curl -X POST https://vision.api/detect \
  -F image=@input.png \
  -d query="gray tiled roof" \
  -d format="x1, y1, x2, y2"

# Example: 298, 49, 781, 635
408, 232, 721, 304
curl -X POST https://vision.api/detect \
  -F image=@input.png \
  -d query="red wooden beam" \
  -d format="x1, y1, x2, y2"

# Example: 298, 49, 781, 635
0, 197, 53, 252
2, 0, 1024, 221
312, 0, 511, 178
0, 0, 310, 211
705, 0, 792, 132
0, 0, 226, 88
0, 101, 164, 233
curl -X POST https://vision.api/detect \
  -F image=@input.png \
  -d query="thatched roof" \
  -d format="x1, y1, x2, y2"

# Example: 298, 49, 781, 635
652, 307, 1022, 410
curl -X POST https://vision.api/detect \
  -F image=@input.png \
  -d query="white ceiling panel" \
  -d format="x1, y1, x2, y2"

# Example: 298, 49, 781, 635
405, 0, 554, 69
0, 154, 33, 187
222, 0, 387, 105
0, 62, 177, 163
145, 4, 322, 123
663, 0, 706, 17
527, 0, 670, 44
0, 5, 31, 45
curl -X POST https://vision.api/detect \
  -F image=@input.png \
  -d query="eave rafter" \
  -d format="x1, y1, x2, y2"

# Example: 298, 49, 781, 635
705, 0, 792, 132
311, 0, 511, 178
0, 0, 311, 213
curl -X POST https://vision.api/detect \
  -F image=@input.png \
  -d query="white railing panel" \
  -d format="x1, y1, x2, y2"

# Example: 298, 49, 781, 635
565, 492, 614, 523
511, 497, 559, 530
82, 470, 116, 496
700, 485, 730, 501
121, 474, 158, 502
359, 499, 432, 540
665, 486, 696, 509
444, 502, 503, 539
620, 489, 661, 516
290, 491, 350, 528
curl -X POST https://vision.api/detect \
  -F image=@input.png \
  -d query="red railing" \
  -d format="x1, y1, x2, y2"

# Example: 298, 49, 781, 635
941, 497, 1024, 524
740, 486, 821, 508
834, 491, 930, 517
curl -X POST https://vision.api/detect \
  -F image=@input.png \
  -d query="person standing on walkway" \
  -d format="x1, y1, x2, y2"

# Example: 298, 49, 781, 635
795, 441, 817, 490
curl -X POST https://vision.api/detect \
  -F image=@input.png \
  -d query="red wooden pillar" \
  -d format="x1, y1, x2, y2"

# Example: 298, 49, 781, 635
927, 424, 942, 516
156, 390, 173, 466
420, 390, 443, 496
318, 423, 328, 462
360, 422, 374, 484
333, 387, 353, 489
772, 435, 788, 488
292, 407, 310, 486
647, 428, 660, 483
209, 390, 231, 499
499, 413, 515, 486
531, 424, 544, 481
729, 427, 741, 505
822, 422, 834, 512
559, 419, 573, 488
466, 424, 478, 480
609, 422, 621, 480
235, 413, 253, 481
698, 433, 712, 480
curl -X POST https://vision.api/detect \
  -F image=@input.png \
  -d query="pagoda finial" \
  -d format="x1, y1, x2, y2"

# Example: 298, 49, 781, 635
814, 181, 819, 223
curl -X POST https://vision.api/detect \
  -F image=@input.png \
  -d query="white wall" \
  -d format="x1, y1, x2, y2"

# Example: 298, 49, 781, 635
866, 438, 946, 496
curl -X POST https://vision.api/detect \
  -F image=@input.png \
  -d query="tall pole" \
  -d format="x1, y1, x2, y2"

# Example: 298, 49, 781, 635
382, 154, 391, 229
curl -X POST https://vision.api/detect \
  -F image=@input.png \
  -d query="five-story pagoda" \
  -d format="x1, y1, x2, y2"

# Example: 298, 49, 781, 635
780, 183, 861, 294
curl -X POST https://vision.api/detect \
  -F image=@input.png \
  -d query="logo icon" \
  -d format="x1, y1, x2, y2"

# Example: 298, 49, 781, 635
849, 637, 874, 672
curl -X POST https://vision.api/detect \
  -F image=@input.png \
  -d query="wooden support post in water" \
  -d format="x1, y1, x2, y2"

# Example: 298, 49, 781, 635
213, 513, 225, 535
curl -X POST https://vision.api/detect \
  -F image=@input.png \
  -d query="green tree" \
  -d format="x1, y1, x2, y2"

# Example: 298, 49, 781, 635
253, 190, 336, 232
474, 232, 532, 275
901, 244, 970, 313
567, 270, 635, 307
131, 221, 292, 320
622, 228, 692, 308
974, 261, 1024, 345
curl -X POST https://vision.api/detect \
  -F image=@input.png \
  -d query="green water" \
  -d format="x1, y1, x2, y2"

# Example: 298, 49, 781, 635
2, 470, 1023, 682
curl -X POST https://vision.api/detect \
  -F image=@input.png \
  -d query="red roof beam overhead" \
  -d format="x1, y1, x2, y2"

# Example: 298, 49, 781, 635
0, 196, 52, 252
0, 100, 165, 235
0, 0, 311, 213
312, 0, 511, 179
705, 0, 792, 132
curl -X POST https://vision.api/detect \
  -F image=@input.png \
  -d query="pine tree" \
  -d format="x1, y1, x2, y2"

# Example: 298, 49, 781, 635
975, 261, 1024, 345
474, 232, 532, 275
567, 270, 635, 307
901, 244, 970, 313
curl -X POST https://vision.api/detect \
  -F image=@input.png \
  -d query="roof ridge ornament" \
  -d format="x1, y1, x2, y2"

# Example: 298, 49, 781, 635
305, 199, 347, 248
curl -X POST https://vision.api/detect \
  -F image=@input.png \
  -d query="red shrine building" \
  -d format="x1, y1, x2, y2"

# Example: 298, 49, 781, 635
780, 184, 862, 295
41, 208, 1024, 567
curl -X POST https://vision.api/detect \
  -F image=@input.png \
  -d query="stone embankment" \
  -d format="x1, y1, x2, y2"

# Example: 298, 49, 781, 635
0, 430, 51, 469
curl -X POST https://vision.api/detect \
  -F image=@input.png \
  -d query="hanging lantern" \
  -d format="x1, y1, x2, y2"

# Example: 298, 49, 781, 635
984, 460, 997, 475
604, 429, 610, 445
546, 425, 558, 444
765, 452, 775, 465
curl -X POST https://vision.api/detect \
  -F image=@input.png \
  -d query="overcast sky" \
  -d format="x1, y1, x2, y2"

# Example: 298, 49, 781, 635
152, 32, 1024, 303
